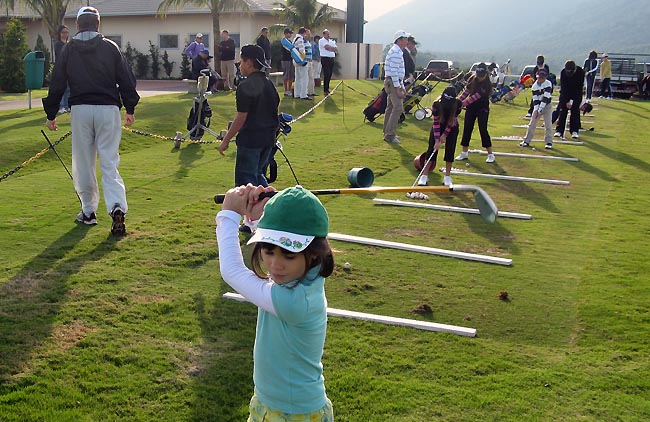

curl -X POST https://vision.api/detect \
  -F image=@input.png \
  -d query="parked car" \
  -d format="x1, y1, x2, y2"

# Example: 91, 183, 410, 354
424, 60, 456, 79
470, 62, 500, 84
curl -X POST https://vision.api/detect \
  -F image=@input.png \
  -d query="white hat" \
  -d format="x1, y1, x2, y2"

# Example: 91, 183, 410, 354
77, 6, 100, 19
394, 30, 410, 41
196, 33, 203, 38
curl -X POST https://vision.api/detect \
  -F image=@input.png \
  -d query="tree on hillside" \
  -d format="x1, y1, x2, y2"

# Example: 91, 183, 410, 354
156, 0, 251, 70
273, 0, 336, 32
0, 0, 76, 45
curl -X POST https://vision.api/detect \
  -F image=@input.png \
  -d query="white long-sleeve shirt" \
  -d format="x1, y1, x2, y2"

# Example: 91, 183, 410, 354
384, 43, 405, 88
531, 79, 553, 113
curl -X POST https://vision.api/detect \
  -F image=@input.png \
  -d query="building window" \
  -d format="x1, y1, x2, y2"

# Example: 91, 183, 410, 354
105, 35, 122, 48
159, 34, 179, 49
188, 33, 209, 49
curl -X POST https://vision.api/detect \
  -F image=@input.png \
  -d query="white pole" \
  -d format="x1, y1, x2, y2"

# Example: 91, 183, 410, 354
327, 232, 512, 266
445, 169, 570, 185
222, 292, 477, 337
512, 125, 587, 132
468, 149, 579, 162
372, 198, 532, 220
492, 136, 584, 146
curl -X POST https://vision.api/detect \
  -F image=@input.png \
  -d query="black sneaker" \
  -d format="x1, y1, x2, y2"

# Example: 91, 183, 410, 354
76, 211, 97, 225
110, 205, 126, 237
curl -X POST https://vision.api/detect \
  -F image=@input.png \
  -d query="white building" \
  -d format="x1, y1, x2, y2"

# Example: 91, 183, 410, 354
2, 0, 382, 80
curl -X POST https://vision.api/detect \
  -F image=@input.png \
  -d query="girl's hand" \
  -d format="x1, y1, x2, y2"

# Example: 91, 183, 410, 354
440, 134, 447, 145
246, 185, 275, 221
221, 185, 252, 215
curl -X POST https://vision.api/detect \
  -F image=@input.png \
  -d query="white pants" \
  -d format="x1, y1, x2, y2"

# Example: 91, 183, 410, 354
70, 104, 127, 216
307, 61, 315, 95
523, 105, 553, 144
312, 60, 322, 81
294, 63, 308, 99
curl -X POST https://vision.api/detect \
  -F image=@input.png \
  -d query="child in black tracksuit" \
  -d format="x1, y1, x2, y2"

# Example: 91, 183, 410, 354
416, 86, 462, 186
456, 63, 496, 163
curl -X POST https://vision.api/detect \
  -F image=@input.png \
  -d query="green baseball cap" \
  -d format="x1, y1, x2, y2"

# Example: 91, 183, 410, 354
247, 186, 329, 252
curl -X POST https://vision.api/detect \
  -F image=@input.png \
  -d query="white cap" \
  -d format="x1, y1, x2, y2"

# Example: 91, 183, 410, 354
196, 33, 203, 38
394, 30, 410, 41
77, 6, 100, 19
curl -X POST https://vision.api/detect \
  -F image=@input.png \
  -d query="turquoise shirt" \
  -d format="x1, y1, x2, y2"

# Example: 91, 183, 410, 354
253, 265, 328, 414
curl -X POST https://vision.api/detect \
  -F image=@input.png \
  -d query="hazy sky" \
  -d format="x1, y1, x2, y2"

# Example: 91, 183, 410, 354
324, 0, 403, 21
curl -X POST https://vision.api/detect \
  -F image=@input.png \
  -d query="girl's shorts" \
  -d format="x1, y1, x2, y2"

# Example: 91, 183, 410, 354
248, 394, 334, 422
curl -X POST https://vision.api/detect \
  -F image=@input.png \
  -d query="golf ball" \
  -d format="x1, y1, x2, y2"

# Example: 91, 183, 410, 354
531, 147, 536, 151
343, 262, 351, 270
465, 162, 470, 167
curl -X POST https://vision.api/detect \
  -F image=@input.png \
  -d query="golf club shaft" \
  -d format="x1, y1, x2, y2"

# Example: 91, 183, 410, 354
41, 130, 74, 181
214, 185, 459, 204
41, 130, 82, 206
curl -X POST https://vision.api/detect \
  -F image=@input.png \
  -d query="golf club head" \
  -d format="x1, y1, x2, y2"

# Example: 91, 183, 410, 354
452, 185, 498, 223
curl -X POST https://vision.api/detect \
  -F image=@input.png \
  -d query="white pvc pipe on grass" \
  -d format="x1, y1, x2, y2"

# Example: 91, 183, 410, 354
372, 198, 532, 220
444, 169, 570, 185
222, 292, 477, 337
468, 149, 579, 162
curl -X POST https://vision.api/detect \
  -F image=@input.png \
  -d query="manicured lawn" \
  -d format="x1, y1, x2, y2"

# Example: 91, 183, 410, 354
1, 81, 649, 421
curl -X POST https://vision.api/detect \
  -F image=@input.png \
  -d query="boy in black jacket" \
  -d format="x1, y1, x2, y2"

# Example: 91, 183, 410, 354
43, 6, 139, 236
554, 60, 585, 139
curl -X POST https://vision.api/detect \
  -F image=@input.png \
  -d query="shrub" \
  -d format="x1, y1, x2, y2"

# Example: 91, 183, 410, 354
34, 34, 51, 85
135, 53, 149, 79
148, 40, 160, 79
162, 50, 175, 78
180, 51, 191, 79
0, 18, 30, 93
122, 42, 138, 70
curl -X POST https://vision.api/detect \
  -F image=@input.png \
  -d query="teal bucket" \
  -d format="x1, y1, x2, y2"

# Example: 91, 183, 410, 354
347, 167, 374, 188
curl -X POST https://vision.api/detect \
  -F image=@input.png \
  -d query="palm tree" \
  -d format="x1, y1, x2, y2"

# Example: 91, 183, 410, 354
0, 0, 79, 42
156, 0, 250, 69
273, 0, 336, 31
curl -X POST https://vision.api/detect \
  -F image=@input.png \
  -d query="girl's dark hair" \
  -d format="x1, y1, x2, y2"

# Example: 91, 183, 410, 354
589, 50, 598, 60
251, 238, 334, 281
57, 25, 68, 36
435, 87, 459, 128
466, 71, 492, 95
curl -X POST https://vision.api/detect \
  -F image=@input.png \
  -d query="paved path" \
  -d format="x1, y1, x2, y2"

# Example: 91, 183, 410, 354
0, 80, 188, 111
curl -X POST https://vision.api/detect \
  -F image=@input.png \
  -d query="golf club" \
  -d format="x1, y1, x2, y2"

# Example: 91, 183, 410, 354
214, 185, 498, 223
41, 130, 82, 206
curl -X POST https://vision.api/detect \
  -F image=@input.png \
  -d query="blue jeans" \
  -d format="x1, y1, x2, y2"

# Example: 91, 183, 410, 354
235, 144, 272, 187
60, 85, 70, 110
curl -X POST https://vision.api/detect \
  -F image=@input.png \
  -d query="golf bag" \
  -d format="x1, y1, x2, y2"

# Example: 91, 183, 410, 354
186, 99, 212, 139
363, 89, 388, 122
265, 113, 294, 183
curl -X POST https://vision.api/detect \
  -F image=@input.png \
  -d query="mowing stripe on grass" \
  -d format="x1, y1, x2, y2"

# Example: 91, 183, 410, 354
223, 292, 477, 337
372, 198, 532, 220
327, 233, 512, 266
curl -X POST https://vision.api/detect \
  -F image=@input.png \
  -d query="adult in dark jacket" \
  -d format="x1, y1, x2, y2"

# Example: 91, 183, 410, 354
256, 27, 272, 75
191, 49, 218, 90
42, 6, 139, 237
403, 36, 417, 82
218, 45, 279, 188
554, 60, 585, 139
583, 50, 599, 101
54, 24, 71, 113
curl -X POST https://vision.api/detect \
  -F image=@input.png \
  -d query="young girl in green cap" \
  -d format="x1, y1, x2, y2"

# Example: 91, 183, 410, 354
216, 184, 334, 422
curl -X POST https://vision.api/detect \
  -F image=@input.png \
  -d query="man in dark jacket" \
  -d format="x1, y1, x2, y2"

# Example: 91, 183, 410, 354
554, 60, 585, 139
403, 36, 417, 83
256, 27, 272, 76
191, 49, 218, 91
217, 45, 279, 187
42, 6, 139, 237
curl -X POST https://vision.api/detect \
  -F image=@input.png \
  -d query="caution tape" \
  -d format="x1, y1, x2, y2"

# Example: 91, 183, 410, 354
0, 131, 72, 183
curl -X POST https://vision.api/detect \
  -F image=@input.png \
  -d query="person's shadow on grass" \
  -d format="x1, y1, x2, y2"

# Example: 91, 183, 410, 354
0, 224, 118, 385
189, 289, 256, 422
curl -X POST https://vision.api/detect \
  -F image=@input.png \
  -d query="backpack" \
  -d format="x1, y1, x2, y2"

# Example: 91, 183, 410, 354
186, 99, 212, 139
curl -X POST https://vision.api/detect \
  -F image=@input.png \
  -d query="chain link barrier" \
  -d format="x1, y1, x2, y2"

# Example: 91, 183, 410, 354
1, 131, 72, 183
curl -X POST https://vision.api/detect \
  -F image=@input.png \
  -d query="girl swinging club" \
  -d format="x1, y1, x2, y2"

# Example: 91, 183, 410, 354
415, 86, 463, 187
216, 184, 334, 422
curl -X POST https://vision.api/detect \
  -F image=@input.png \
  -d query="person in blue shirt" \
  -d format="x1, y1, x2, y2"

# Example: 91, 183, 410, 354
216, 184, 334, 422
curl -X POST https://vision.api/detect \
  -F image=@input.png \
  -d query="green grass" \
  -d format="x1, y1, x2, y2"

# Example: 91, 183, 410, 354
0, 88, 48, 102
1, 81, 650, 421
